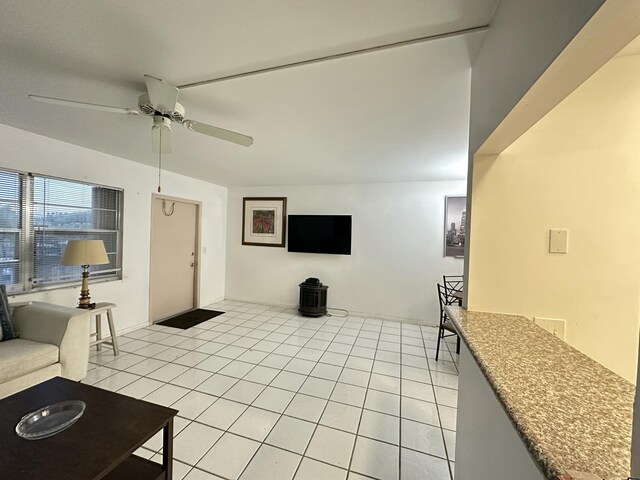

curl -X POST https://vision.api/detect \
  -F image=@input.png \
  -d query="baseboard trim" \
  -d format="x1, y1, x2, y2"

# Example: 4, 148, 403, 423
222, 296, 438, 328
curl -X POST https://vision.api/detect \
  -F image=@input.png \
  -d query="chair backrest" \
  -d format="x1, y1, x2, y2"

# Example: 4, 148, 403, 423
443, 275, 464, 293
437, 284, 448, 320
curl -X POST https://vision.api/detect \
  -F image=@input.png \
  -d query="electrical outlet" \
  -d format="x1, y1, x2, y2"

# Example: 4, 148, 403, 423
533, 317, 566, 340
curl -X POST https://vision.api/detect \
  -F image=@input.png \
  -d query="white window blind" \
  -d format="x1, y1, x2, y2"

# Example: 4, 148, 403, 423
0, 168, 123, 293
0, 171, 23, 292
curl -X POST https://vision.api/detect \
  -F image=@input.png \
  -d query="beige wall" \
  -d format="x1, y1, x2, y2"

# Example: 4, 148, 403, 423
468, 54, 640, 383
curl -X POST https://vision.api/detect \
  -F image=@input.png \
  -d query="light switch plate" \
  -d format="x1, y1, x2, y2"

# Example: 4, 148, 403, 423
549, 229, 568, 254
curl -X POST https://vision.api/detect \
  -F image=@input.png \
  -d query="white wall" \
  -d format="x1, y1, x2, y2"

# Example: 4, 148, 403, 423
225, 182, 465, 323
467, 54, 640, 383
1, 123, 227, 333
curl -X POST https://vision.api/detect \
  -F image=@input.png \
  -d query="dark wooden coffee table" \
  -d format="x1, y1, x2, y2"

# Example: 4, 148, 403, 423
0, 377, 177, 479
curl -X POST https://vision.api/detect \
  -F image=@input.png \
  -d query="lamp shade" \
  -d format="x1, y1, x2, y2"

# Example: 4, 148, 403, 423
61, 240, 109, 266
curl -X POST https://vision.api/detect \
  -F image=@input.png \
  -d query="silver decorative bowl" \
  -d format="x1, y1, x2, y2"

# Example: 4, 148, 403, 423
16, 400, 86, 440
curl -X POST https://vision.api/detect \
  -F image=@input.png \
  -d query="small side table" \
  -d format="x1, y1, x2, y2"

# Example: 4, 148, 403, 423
89, 302, 119, 356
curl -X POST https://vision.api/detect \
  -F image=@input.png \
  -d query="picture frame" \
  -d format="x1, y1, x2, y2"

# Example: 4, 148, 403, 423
444, 195, 466, 258
242, 197, 287, 247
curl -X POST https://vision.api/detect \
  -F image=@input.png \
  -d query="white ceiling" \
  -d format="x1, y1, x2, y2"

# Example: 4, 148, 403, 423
0, 1, 497, 186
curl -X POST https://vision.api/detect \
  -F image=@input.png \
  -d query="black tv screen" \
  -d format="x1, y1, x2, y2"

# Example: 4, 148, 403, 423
288, 215, 352, 255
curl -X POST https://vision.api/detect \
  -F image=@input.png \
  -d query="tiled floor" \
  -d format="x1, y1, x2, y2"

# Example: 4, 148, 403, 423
84, 300, 459, 480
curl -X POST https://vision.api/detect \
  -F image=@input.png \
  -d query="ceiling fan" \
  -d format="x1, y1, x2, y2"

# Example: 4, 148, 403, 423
28, 75, 253, 152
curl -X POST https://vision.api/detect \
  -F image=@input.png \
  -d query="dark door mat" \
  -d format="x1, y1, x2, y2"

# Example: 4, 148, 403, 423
157, 309, 225, 329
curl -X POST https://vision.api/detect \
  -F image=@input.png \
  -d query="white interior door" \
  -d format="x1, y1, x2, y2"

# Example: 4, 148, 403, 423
150, 197, 198, 322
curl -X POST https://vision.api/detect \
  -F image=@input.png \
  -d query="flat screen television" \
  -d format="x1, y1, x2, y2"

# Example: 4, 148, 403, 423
288, 215, 352, 255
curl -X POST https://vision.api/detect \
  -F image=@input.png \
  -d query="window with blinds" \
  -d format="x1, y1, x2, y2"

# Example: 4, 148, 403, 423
0, 169, 123, 293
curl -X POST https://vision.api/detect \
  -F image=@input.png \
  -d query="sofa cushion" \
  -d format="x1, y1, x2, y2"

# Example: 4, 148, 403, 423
0, 285, 19, 341
0, 339, 59, 384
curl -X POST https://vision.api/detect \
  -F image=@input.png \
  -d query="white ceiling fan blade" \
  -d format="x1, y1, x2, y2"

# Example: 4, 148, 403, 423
182, 119, 253, 147
151, 125, 172, 153
28, 95, 138, 115
144, 75, 178, 113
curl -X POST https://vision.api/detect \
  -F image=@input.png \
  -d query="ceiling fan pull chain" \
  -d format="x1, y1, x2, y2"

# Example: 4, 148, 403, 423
157, 127, 162, 193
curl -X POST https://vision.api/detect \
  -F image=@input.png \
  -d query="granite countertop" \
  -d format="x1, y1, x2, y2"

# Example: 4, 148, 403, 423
445, 306, 634, 480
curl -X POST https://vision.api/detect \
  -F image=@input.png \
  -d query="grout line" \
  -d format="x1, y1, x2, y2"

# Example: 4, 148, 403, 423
86, 300, 458, 479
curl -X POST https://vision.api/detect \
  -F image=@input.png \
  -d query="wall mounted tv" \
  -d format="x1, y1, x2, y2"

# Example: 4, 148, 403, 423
288, 215, 352, 255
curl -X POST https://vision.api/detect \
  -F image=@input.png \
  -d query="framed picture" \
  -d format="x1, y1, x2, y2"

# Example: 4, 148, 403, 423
444, 195, 466, 257
242, 197, 287, 247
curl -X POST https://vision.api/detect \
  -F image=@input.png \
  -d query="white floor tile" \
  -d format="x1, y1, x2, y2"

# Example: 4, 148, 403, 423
400, 447, 450, 480
338, 368, 370, 388
438, 405, 457, 431
183, 467, 224, 479
310, 363, 342, 381
344, 356, 374, 372
331, 383, 367, 407
261, 353, 293, 369
372, 361, 400, 378
401, 396, 440, 427
197, 398, 247, 430
144, 416, 190, 452
401, 379, 435, 403
197, 432, 260, 480
369, 373, 400, 394
148, 363, 190, 382
150, 454, 192, 479
364, 390, 400, 416
434, 386, 458, 408
195, 355, 231, 373
306, 425, 355, 469
358, 409, 399, 445
171, 391, 218, 419
430, 371, 458, 390
271, 371, 307, 391
284, 394, 327, 422
229, 406, 280, 441
196, 373, 238, 396
94, 371, 140, 392
237, 349, 270, 364
443, 429, 456, 461
143, 383, 190, 406
126, 357, 167, 376
350, 436, 399, 480
265, 415, 316, 454
173, 422, 223, 466
319, 401, 362, 433
284, 358, 317, 375
294, 457, 347, 480
174, 351, 211, 367
223, 380, 266, 404
243, 365, 280, 385
171, 368, 214, 389
239, 444, 301, 480
401, 418, 446, 458
117, 377, 164, 399
299, 377, 335, 399
219, 360, 256, 379
252, 386, 296, 413
320, 352, 348, 367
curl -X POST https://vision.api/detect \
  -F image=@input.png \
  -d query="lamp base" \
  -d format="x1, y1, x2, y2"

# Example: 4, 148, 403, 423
77, 267, 94, 310
77, 303, 96, 310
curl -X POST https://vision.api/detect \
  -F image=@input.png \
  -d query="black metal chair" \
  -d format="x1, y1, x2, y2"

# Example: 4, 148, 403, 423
436, 283, 460, 361
443, 274, 464, 306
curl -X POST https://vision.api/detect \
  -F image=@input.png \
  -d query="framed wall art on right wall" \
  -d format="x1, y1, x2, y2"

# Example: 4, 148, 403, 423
444, 195, 466, 258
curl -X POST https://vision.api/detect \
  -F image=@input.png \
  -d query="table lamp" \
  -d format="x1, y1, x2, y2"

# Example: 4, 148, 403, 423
61, 240, 109, 309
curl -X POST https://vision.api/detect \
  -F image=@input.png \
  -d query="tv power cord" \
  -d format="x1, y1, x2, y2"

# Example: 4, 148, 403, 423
325, 307, 350, 318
